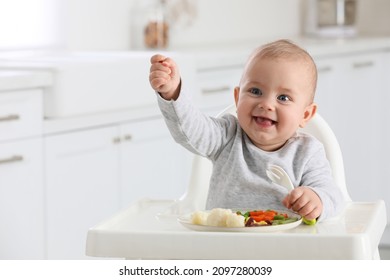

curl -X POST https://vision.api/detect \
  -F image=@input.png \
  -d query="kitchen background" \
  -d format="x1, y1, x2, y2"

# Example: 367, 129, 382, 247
1, 0, 390, 259
2, 0, 389, 51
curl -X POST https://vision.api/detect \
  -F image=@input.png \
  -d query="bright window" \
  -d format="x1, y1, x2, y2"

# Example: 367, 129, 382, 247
0, 0, 62, 50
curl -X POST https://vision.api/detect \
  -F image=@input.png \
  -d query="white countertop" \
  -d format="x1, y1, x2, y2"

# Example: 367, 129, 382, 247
177, 36, 390, 70
2, 36, 390, 72
0, 70, 53, 92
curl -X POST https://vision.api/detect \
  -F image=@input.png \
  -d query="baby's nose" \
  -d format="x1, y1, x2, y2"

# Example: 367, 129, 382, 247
258, 96, 275, 110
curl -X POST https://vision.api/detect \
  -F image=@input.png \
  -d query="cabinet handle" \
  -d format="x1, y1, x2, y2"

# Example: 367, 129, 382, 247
353, 61, 374, 69
0, 155, 24, 165
0, 114, 20, 122
202, 86, 231, 95
113, 135, 132, 144
112, 137, 121, 144
123, 134, 133, 142
317, 66, 333, 73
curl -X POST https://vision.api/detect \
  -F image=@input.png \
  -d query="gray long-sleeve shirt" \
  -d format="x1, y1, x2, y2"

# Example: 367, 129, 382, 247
157, 92, 345, 221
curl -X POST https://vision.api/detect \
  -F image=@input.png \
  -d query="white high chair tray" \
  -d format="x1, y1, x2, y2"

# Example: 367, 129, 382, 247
86, 199, 386, 260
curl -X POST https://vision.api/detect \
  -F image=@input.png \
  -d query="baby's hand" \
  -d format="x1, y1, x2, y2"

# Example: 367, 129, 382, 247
282, 187, 323, 220
149, 54, 181, 100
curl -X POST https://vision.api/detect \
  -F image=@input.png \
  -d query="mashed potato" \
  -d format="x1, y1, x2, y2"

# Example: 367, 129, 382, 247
206, 208, 233, 227
226, 213, 245, 227
190, 208, 245, 227
191, 210, 209, 225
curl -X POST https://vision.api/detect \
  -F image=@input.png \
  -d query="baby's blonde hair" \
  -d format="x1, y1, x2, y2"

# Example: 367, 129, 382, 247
243, 39, 318, 102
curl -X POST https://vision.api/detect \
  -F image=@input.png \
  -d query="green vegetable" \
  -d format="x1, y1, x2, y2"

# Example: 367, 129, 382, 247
236, 211, 250, 219
273, 215, 286, 220
272, 218, 298, 225
302, 217, 317, 225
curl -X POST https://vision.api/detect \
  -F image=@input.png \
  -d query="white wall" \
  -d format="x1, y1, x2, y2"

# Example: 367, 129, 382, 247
59, 0, 134, 50
59, 0, 302, 51
1, 0, 389, 51
167, 0, 302, 49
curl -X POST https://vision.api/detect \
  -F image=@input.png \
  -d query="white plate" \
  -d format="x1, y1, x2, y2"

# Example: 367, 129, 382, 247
178, 210, 302, 233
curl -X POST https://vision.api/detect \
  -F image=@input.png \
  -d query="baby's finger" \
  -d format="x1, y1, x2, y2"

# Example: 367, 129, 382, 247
297, 203, 315, 217
287, 188, 309, 212
162, 57, 178, 76
150, 63, 171, 74
150, 54, 166, 64
282, 195, 291, 209
149, 68, 171, 80
287, 188, 304, 204
291, 196, 310, 213
301, 206, 320, 220
149, 77, 167, 91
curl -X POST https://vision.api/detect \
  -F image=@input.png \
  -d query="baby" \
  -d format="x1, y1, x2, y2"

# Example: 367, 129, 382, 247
149, 39, 345, 221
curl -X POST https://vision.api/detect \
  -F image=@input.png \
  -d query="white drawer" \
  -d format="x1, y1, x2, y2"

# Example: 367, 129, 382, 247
195, 67, 243, 112
0, 89, 43, 142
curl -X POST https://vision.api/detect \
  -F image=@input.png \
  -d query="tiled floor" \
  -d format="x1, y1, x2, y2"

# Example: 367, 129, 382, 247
379, 246, 390, 260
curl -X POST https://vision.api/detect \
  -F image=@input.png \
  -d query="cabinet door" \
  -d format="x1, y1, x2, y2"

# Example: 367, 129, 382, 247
0, 138, 44, 259
315, 53, 384, 202
44, 126, 120, 259
118, 118, 193, 208
196, 67, 242, 113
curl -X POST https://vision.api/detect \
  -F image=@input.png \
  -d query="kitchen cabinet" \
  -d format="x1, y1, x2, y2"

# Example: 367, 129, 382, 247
0, 89, 45, 260
44, 126, 120, 259
314, 52, 385, 203
314, 51, 390, 247
195, 66, 243, 114
118, 118, 192, 208
44, 117, 192, 259
0, 138, 45, 259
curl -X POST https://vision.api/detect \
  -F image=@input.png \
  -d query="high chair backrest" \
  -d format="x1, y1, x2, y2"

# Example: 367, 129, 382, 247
179, 104, 351, 212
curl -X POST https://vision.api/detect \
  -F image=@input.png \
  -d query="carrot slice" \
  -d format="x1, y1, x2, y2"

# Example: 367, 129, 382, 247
249, 210, 264, 216
246, 209, 289, 223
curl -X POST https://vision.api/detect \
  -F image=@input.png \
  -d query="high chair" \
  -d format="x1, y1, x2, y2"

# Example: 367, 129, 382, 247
86, 104, 387, 260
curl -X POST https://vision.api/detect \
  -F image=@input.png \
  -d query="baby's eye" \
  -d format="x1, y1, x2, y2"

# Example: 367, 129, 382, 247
249, 88, 262, 96
277, 94, 291, 102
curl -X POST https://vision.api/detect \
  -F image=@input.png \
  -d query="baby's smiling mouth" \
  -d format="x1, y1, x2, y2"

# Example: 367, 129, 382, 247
253, 116, 277, 127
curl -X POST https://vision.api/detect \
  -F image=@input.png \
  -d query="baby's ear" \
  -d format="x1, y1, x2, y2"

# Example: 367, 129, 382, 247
234, 87, 240, 105
299, 103, 317, 128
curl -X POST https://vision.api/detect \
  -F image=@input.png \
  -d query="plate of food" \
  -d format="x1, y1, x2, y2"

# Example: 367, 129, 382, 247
178, 208, 302, 232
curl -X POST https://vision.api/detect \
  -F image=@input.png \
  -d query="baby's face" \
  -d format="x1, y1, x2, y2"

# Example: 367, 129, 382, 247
234, 57, 316, 151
